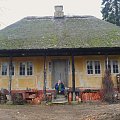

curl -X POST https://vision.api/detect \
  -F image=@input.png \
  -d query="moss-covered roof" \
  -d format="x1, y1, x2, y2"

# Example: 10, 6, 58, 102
0, 16, 120, 49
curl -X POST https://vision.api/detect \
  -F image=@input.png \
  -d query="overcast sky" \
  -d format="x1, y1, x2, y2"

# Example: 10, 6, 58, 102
0, 0, 102, 29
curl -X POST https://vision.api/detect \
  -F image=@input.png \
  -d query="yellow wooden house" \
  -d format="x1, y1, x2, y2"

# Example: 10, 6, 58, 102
0, 6, 120, 95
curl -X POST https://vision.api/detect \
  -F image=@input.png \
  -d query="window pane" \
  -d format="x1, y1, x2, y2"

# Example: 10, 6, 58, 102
113, 60, 119, 73
27, 62, 33, 75
9, 63, 15, 76
87, 61, 93, 74
20, 62, 25, 75
11, 64, 15, 75
94, 61, 101, 74
2, 63, 8, 75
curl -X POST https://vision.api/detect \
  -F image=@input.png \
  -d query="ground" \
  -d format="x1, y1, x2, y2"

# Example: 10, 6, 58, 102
0, 102, 120, 120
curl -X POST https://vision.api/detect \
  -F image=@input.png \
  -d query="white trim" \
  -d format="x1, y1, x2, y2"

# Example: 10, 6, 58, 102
94, 60, 101, 74
112, 60, 119, 73
9, 62, 15, 76
26, 61, 34, 76
19, 62, 26, 76
0, 62, 16, 77
86, 60, 101, 75
104, 59, 119, 74
1, 62, 8, 76
19, 61, 34, 76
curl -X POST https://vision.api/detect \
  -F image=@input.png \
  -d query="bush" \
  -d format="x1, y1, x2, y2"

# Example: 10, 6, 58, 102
12, 93, 25, 105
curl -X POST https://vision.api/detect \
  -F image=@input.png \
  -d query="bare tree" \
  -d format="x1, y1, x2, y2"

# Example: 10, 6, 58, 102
102, 69, 114, 103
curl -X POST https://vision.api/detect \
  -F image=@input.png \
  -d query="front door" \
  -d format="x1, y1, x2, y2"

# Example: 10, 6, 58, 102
52, 60, 68, 88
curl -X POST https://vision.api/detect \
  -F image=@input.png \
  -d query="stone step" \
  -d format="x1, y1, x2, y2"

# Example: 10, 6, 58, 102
52, 100, 68, 104
52, 99, 68, 104
56, 95, 66, 98
53, 98, 67, 101
52, 94, 68, 104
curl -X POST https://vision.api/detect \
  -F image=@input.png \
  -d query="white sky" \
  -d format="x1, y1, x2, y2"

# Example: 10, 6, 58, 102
0, 0, 102, 29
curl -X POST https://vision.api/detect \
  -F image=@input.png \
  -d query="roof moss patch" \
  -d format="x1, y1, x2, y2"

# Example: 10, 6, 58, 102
0, 16, 120, 49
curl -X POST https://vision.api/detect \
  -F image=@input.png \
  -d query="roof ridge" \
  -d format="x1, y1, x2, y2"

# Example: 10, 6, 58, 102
24, 15, 95, 20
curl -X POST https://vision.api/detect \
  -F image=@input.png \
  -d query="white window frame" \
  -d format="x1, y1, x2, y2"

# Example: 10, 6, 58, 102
19, 62, 34, 76
86, 60, 101, 75
26, 62, 33, 76
112, 60, 119, 73
1, 62, 15, 76
105, 60, 119, 74
87, 61, 93, 74
94, 61, 101, 74
9, 62, 15, 76
1, 62, 8, 76
19, 62, 26, 76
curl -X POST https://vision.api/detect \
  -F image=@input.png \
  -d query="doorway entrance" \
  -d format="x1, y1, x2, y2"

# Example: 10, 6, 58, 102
52, 60, 68, 88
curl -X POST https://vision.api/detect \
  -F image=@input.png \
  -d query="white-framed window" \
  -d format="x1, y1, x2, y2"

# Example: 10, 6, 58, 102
87, 61, 93, 74
1, 62, 15, 76
87, 60, 101, 74
19, 62, 33, 76
9, 62, 15, 76
19, 62, 26, 75
27, 62, 33, 75
94, 61, 101, 74
105, 60, 119, 74
2, 62, 8, 75
113, 60, 119, 73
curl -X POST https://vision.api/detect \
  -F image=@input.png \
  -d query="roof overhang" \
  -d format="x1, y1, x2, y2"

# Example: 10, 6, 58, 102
0, 47, 120, 57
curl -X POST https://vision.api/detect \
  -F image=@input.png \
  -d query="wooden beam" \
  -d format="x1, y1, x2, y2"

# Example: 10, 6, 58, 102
8, 56, 12, 100
72, 55, 75, 92
43, 55, 47, 100
1, 47, 120, 57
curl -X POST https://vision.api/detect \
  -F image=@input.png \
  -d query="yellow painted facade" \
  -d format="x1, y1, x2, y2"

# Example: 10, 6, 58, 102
0, 55, 119, 90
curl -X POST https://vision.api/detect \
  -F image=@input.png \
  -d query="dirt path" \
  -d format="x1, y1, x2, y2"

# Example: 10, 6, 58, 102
0, 103, 119, 120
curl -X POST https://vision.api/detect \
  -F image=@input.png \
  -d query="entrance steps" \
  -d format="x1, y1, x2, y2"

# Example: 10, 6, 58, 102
52, 94, 68, 104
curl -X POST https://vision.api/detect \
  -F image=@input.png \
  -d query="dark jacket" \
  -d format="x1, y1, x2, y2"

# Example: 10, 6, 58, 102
55, 82, 65, 93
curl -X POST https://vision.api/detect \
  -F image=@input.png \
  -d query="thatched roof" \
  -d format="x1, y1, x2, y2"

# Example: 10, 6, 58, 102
0, 16, 120, 50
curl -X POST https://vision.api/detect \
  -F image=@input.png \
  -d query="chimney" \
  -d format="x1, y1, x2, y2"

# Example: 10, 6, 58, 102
54, 5, 64, 18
